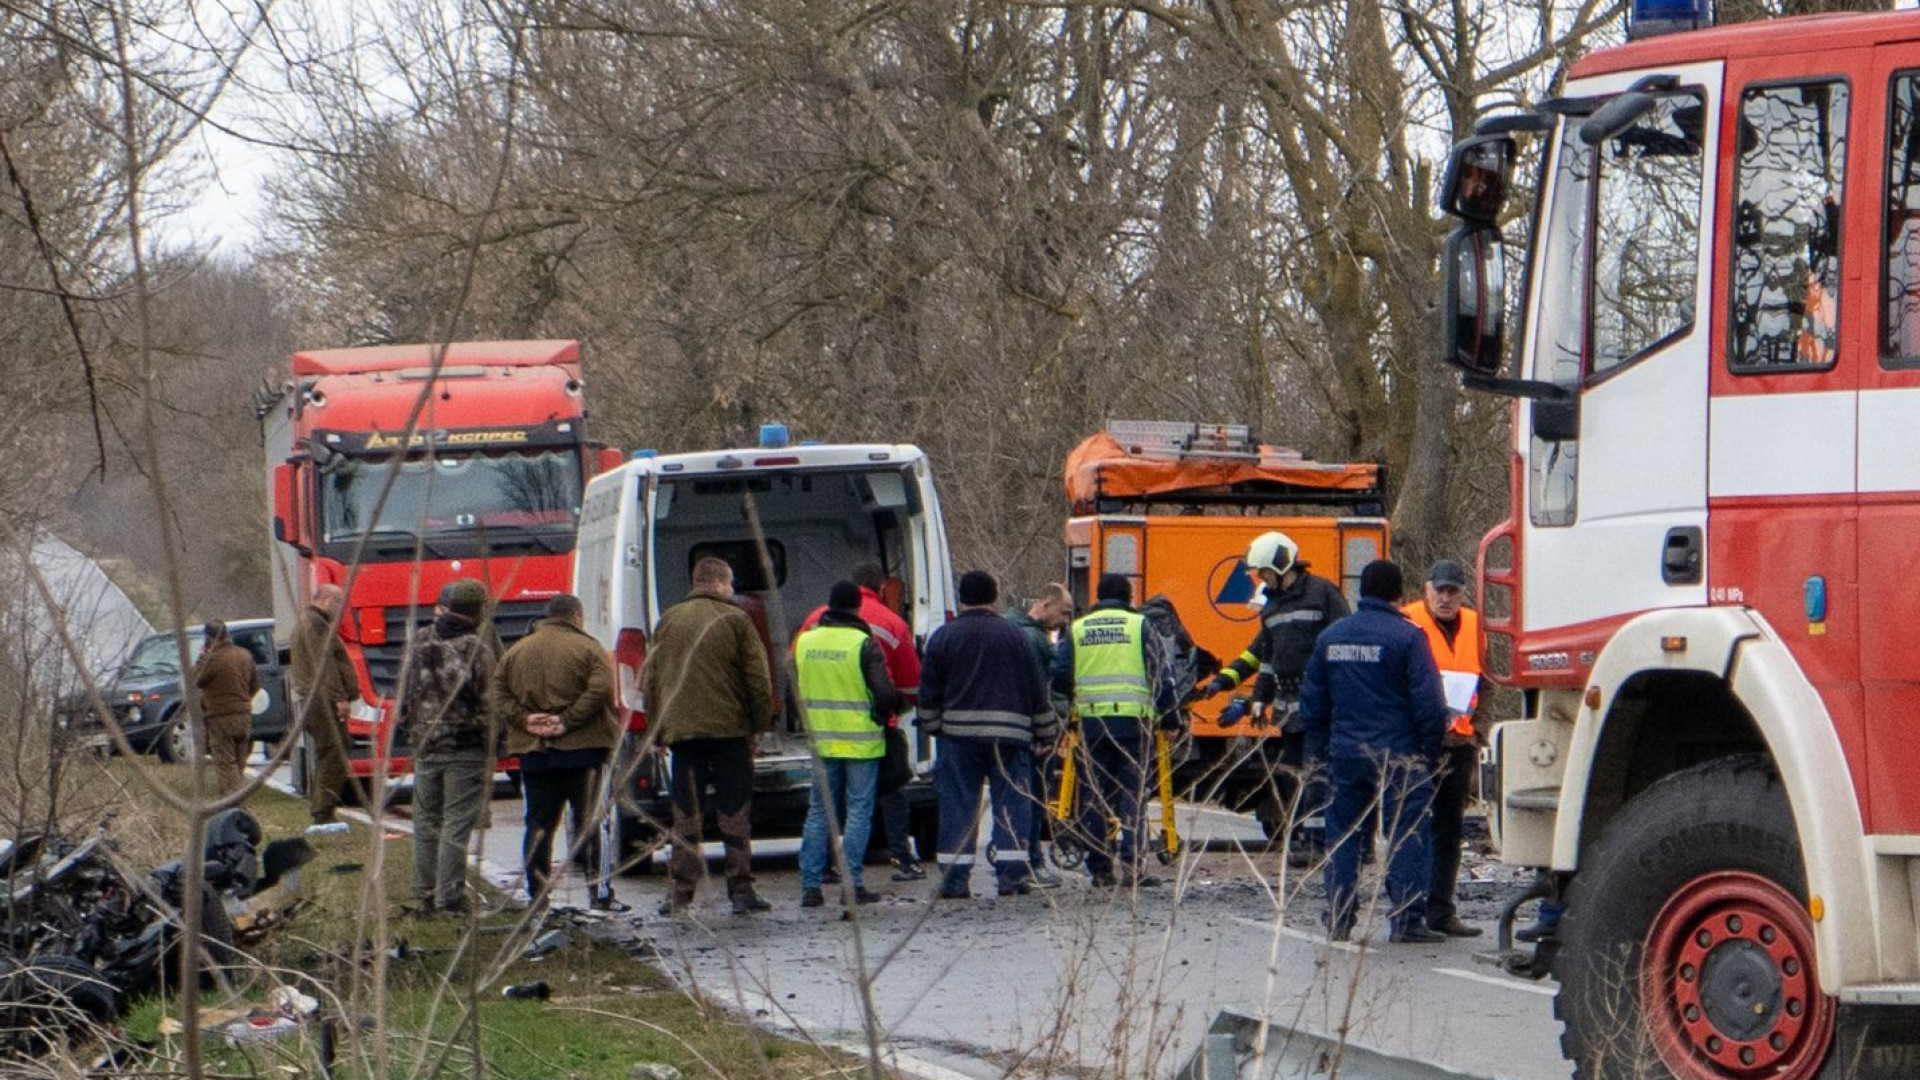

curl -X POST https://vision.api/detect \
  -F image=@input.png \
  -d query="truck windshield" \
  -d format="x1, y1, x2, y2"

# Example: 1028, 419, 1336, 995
318, 447, 583, 556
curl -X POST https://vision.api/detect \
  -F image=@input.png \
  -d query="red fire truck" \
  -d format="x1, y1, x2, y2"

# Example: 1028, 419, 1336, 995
1439, 4, 1920, 1078
260, 340, 619, 786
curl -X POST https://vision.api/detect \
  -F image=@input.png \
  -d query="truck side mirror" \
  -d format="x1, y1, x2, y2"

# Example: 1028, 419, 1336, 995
1442, 226, 1508, 377
1440, 135, 1515, 224
272, 463, 310, 556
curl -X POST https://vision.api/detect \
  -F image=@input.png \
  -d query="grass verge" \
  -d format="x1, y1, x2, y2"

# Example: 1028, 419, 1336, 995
86, 757, 868, 1080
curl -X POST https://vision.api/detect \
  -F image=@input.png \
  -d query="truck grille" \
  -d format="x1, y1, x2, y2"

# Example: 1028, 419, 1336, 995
361, 599, 551, 697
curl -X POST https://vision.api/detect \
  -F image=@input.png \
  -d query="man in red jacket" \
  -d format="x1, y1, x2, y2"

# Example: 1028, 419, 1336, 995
799, 560, 926, 881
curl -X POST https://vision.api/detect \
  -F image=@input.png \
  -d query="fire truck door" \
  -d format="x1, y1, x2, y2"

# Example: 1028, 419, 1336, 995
1705, 55, 1866, 822
1520, 66, 1720, 636
1855, 45, 1920, 832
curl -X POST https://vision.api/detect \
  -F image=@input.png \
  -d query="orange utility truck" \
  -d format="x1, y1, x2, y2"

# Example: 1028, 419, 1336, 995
1062, 420, 1388, 837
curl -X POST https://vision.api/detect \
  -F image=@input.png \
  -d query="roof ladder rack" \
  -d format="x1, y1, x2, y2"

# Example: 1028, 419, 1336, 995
1106, 419, 1259, 459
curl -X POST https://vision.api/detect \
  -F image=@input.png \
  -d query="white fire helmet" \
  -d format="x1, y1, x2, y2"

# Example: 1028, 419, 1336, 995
1245, 531, 1298, 577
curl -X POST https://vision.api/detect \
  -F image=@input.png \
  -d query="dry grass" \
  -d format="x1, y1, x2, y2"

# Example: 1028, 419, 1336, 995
5, 758, 875, 1080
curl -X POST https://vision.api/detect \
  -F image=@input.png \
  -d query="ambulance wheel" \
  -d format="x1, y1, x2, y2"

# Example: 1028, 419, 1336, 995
1552, 755, 1833, 1080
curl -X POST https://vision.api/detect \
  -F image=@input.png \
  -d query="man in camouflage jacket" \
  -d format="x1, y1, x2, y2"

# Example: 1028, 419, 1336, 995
401, 579, 498, 915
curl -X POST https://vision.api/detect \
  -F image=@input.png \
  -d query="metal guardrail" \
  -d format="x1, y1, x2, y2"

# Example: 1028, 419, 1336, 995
1178, 1010, 1495, 1080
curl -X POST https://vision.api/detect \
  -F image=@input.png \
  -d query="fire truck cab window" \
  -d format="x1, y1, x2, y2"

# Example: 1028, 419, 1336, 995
1731, 80, 1849, 372
1882, 73, 1920, 366
1590, 93, 1705, 378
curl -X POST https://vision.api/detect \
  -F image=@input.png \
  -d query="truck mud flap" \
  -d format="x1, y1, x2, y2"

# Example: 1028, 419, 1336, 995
1177, 1009, 1493, 1080
1823, 1005, 1920, 1079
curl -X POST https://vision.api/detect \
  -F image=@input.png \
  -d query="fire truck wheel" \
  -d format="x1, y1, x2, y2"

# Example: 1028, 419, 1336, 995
1553, 754, 1833, 1080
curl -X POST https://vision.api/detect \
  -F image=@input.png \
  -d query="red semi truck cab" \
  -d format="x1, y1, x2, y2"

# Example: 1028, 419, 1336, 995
259, 339, 619, 781
1436, 6, 1920, 1078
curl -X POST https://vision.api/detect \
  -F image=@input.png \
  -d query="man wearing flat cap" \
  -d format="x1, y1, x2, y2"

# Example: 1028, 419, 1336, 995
1403, 559, 1491, 938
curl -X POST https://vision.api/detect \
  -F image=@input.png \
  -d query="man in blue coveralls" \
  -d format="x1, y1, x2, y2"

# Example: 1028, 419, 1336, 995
1298, 560, 1452, 944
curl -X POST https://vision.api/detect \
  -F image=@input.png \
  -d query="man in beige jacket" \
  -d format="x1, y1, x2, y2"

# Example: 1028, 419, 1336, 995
290, 584, 363, 823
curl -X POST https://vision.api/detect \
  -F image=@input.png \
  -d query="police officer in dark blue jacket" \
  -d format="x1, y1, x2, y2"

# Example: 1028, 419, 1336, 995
921, 571, 1060, 898
1298, 560, 1451, 944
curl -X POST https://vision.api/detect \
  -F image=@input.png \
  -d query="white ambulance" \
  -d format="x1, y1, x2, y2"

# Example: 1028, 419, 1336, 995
574, 426, 955, 865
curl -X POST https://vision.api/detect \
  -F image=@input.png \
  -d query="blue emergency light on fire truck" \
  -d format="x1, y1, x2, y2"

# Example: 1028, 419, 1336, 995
1430, 3, 1920, 1079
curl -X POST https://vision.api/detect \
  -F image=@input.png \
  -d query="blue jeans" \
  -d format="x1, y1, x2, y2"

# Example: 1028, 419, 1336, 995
800, 757, 880, 891
935, 739, 1035, 891
1079, 721, 1149, 877
1324, 752, 1434, 933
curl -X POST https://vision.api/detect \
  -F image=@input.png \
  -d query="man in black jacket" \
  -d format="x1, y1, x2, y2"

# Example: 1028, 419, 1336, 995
1006, 582, 1071, 886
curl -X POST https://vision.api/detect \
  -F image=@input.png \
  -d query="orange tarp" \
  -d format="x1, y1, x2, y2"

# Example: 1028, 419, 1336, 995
1064, 432, 1379, 514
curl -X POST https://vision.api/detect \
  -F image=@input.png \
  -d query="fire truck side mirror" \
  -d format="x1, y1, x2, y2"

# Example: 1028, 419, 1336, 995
1442, 226, 1507, 378
1532, 397, 1580, 442
1440, 135, 1515, 224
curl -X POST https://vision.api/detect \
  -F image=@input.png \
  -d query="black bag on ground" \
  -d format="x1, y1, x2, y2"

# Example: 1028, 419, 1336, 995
878, 727, 911, 795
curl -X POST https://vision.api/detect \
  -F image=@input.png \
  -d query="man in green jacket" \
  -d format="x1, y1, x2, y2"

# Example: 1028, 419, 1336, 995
643, 557, 776, 916
493, 594, 624, 910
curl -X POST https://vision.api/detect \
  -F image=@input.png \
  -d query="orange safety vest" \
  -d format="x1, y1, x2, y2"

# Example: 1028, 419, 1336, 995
1403, 602, 1482, 739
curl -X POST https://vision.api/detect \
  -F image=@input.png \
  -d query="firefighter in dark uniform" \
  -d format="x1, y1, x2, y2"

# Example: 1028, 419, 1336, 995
1199, 531, 1350, 861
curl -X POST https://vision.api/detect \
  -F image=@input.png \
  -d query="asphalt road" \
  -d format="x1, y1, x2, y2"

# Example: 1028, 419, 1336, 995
464, 793, 1573, 1080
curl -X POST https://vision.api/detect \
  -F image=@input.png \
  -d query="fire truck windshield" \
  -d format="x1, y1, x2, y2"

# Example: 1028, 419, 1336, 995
317, 446, 583, 559
1534, 90, 1705, 389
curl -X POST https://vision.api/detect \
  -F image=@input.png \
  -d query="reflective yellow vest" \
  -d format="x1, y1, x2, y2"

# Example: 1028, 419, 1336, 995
795, 624, 884, 759
1070, 609, 1152, 719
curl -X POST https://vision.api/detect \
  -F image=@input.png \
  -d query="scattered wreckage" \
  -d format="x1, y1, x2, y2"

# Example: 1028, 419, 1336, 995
0, 809, 312, 1048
